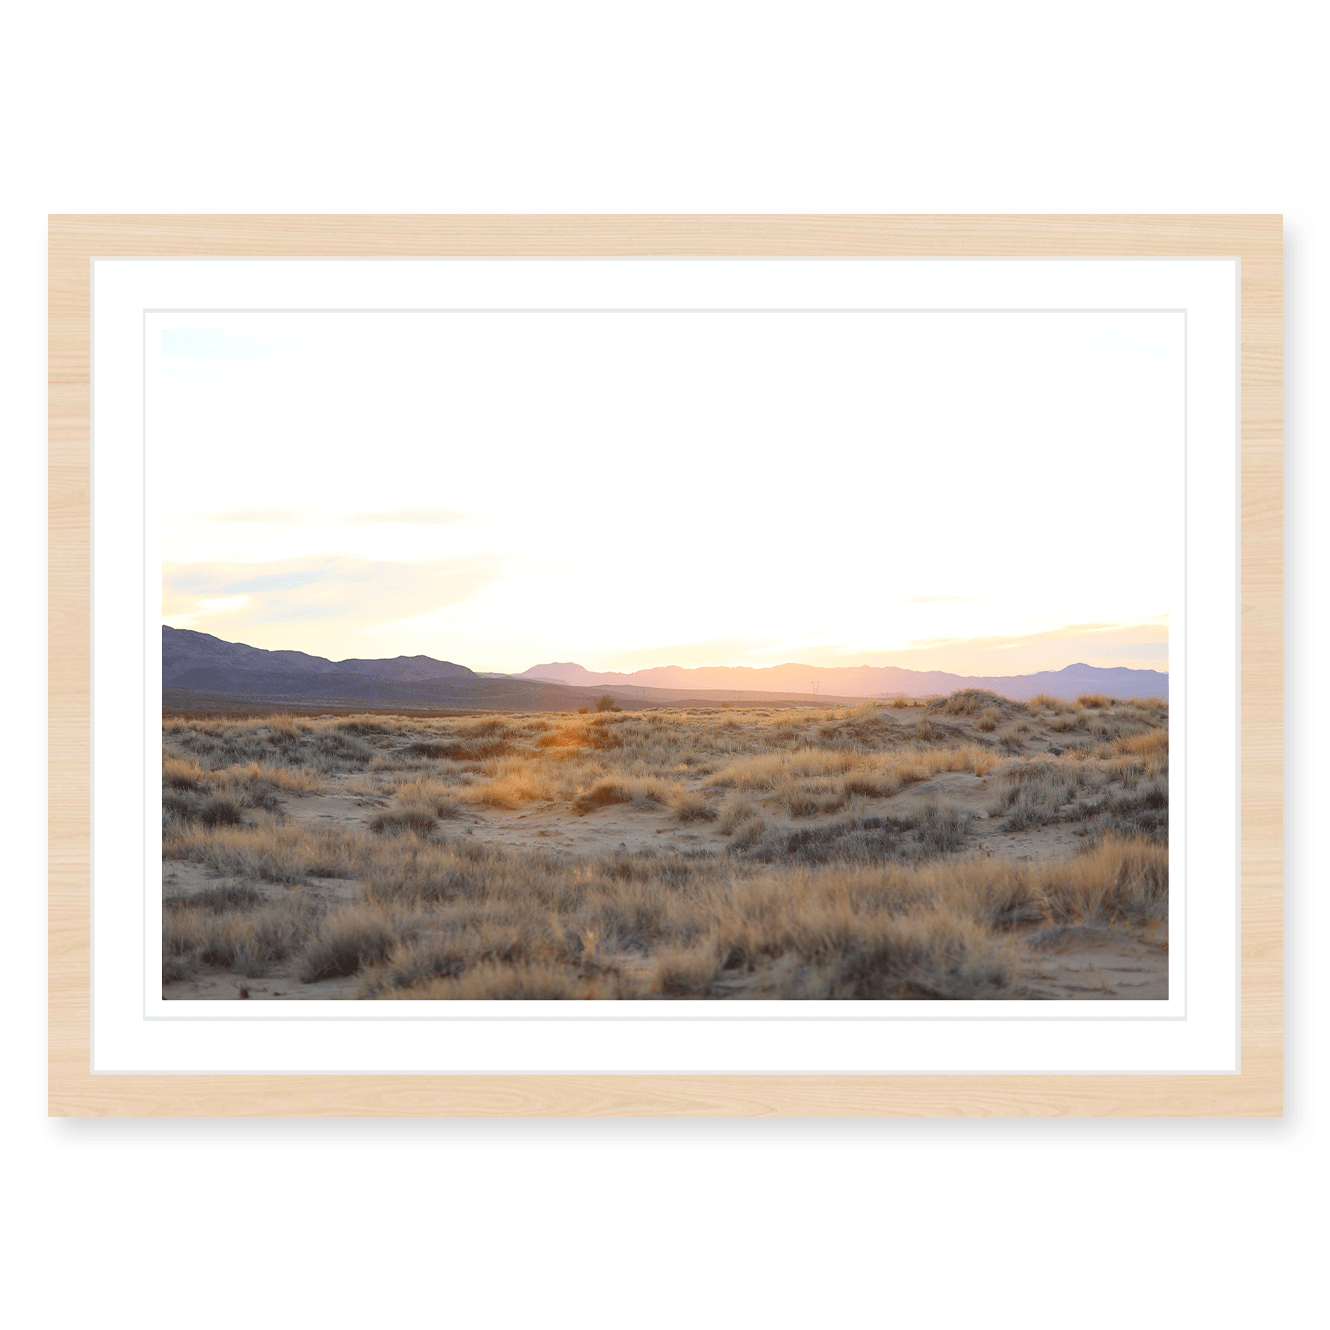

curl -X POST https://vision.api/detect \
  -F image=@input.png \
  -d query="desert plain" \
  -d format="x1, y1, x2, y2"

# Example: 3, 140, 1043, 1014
161, 689, 1168, 1001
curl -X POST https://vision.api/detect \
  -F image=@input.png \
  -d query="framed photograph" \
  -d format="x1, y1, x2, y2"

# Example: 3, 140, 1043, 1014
49, 215, 1281, 1115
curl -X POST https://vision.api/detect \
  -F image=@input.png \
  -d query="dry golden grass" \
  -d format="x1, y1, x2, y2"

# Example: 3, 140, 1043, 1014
718, 794, 764, 835
1026, 693, 1074, 714
163, 886, 319, 983
929, 688, 1012, 717
297, 904, 407, 983
455, 759, 558, 808
387, 776, 462, 816
162, 752, 325, 798
973, 706, 1001, 732
669, 788, 719, 823
988, 761, 1081, 829
1076, 692, 1115, 709
161, 690, 1169, 1000
164, 825, 1165, 1000
702, 742, 999, 817
165, 818, 371, 883
1114, 729, 1169, 758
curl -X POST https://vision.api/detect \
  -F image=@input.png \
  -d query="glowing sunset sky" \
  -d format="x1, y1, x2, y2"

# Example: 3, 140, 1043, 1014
156, 311, 1178, 676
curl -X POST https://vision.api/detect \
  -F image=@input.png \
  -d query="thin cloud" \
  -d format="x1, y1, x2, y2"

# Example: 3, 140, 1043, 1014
1080, 616, 1168, 634
163, 554, 505, 639
163, 595, 251, 630
348, 509, 468, 525
210, 509, 304, 523
902, 595, 981, 605
202, 507, 469, 526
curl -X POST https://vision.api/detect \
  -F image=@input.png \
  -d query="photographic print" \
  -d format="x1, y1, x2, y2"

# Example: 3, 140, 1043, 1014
158, 302, 1175, 1003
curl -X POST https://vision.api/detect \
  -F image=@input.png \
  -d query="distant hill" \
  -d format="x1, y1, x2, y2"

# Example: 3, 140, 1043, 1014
518, 659, 1169, 702
162, 626, 480, 701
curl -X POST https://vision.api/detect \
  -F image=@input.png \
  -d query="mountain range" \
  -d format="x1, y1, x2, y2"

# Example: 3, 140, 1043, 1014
162, 627, 589, 710
162, 626, 1168, 709
517, 659, 1168, 703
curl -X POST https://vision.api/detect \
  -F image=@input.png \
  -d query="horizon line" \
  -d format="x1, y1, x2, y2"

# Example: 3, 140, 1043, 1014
162, 624, 1169, 679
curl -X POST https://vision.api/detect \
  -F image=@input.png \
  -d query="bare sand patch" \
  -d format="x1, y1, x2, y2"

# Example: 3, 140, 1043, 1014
1019, 924, 1169, 999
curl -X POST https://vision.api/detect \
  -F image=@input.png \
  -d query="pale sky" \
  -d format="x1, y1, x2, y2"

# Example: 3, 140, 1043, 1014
155, 311, 1179, 676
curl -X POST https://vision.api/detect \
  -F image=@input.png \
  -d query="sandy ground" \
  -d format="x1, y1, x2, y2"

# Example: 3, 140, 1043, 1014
163, 757, 1166, 1001
1018, 923, 1168, 999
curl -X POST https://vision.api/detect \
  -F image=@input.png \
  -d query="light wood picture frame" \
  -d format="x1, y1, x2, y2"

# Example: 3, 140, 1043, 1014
49, 215, 1282, 1116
